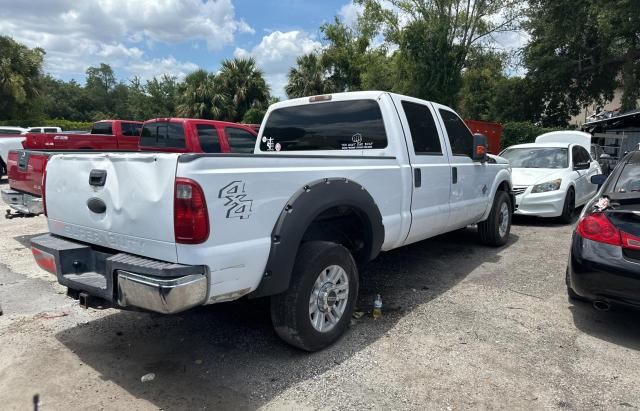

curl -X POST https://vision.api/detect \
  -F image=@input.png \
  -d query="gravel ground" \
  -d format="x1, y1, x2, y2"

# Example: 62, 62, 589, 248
0, 178, 639, 410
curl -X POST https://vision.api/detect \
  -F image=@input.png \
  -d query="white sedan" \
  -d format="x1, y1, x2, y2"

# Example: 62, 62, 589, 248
500, 132, 601, 223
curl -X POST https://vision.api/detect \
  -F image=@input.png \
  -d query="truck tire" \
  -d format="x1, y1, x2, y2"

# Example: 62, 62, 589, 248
478, 191, 512, 246
270, 241, 358, 351
558, 188, 575, 224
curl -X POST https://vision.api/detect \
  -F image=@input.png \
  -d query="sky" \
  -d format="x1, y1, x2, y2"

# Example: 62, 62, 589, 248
0, 0, 528, 98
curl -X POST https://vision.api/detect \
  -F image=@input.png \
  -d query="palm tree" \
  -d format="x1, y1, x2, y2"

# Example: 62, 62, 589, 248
285, 53, 335, 99
176, 69, 228, 119
218, 57, 270, 122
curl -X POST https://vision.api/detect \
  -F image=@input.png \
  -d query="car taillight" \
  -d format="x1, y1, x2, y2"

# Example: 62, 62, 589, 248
576, 213, 620, 246
621, 231, 640, 250
42, 169, 47, 216
174, 178, 209, 244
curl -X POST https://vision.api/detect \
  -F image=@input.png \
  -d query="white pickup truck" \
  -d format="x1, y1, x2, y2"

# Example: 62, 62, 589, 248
31, 91, 513, 351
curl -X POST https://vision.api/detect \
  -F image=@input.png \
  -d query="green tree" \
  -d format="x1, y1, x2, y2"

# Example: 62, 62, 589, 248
218, 58, 270, 122
357, 0, 522, 106
285, 53, 336, 98
176, 69, 228, 119
524, 0, 640, 125
0, 36, 45, 121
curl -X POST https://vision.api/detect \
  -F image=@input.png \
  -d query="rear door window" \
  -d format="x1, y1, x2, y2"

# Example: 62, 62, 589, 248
122, 122, 142, 137
439, 109, 473, 157
91, 122, 113, 135
196, 125, 221, 153
225, 127, 256, 153
260, 99, 387, 151
31, 128, 43, 133
140, 122, 186, 149
402, 101, 442, 155
44, 128, 58, 133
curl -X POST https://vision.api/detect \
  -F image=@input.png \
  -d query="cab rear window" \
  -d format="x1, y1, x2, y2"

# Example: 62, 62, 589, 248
140, 122, 186, 149
260, 99, 387, 152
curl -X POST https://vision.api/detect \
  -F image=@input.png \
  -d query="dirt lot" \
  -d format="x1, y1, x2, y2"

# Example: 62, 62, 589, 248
0, 178, 639, 410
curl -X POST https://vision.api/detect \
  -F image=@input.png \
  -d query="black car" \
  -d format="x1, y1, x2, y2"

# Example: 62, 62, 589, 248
567, 150, 640, 310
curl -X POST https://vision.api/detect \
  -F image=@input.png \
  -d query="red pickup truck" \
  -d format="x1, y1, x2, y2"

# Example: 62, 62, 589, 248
2, 119, 258, 217
22, 120, 142, 150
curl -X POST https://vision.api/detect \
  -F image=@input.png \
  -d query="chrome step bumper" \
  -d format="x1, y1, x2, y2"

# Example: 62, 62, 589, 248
1, 188, 44, 215
30, 234, 208, 314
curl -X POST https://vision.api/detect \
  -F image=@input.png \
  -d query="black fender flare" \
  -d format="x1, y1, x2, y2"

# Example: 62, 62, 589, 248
250, 178, 384, 298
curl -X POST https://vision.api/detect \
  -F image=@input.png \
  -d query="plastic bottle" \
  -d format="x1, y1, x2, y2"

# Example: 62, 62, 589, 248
372, 294, 382, 319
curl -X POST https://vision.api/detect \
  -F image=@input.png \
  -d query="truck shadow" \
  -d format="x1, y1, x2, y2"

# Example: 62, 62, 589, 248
55, 228, 518, 409
568, 301, 640, 351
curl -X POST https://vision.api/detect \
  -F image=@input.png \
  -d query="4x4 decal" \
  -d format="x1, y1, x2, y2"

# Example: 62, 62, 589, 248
219, 181, 253, 219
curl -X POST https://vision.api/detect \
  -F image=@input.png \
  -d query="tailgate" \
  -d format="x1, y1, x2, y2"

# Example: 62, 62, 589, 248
8, 150, 49, 196
46, 152, 180, 262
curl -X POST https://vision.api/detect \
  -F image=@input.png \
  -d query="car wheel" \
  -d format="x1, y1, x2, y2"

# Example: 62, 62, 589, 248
558, 188, 575, 224
270, 241, 358, 351
0, 159, 6, 179
478, 190, 512, 246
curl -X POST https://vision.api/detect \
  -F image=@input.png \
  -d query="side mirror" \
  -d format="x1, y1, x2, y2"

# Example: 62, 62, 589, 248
590, 174, 606, 187
574, 161, 590, 170
472, 133, 488, 162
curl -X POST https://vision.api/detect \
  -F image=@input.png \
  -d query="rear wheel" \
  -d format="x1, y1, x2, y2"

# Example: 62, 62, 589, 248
270, 241, 358, 351
478, 191, 512, 246
558, 188, 575, 224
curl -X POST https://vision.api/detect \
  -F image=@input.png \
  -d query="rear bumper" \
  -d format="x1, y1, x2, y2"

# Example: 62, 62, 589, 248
567, 234, 640, 308
1, 188, 43, 215
31, 234, 208, 314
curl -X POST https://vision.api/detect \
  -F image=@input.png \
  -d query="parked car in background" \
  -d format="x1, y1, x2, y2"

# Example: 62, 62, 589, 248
0, 135, 26, 179
30, 91, 513, 351
27, 127, 63, 134
22, 120, 142, 150
139, 118, 258, 153
0, 127, 28, 136
2, 119, 258, 216
501, 131, 601, 223
567, 150, 640, 310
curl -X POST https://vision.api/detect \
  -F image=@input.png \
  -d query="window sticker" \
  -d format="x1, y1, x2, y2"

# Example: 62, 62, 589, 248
341, 133, 373, 150
262, 136, 275, 151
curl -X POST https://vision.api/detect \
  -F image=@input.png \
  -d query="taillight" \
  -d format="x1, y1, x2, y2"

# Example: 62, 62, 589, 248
576, 213, 620, 246
42, 169, 47, 216
32, 247, 57, 274
621, 231, 640, 250
174, 178, 209, 244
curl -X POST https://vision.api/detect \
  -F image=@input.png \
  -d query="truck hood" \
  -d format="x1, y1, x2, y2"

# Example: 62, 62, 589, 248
487, 154, 508, 164
511, 168, 564, 186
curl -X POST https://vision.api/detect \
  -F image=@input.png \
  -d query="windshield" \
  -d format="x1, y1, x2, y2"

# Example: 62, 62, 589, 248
500, 147, 568, 169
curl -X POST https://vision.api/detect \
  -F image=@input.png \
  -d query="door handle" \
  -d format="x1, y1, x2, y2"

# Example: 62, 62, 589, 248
414, 168, 422, 188
452, 167, 458, 184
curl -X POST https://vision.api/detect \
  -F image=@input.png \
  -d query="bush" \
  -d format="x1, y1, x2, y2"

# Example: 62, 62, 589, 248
501, 122, 563, 150
0, 118, 93, 131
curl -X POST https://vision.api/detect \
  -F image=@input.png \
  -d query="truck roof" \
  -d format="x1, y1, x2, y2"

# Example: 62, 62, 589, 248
269, 91, 456, 112
95, 119, 143, 124
143, 118, 257, 130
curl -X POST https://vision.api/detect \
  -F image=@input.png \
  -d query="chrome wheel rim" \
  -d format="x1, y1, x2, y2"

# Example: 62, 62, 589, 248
498, 202, 510, 238
309, 265, 349, 333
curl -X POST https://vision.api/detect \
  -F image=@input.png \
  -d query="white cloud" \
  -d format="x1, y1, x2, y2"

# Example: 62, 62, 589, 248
338, 3, 364, 27
234, 30, 322, 97
128, 57, 200, 81
0, 0, 252, 81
